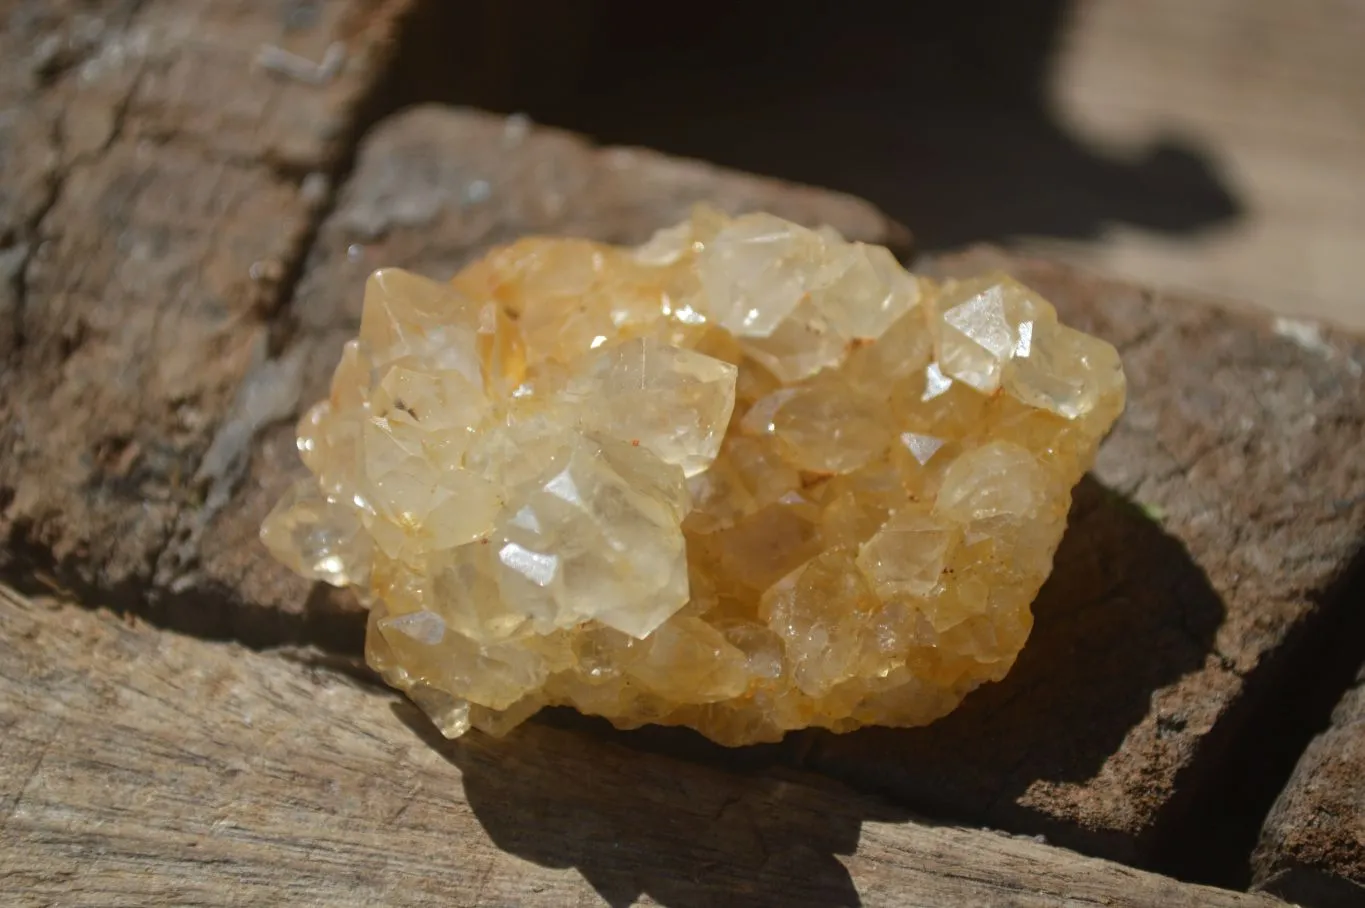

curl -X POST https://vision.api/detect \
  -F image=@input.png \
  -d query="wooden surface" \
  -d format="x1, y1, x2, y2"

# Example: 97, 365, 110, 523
0, 585, 1284, 908
4, 94, 1363, 880
3, 2, 1365, 904
1253, 659, 1365, 907
1044, 0, 1365, 331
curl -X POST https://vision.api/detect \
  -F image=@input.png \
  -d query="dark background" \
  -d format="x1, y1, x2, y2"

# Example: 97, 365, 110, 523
392, 0, 1241, 252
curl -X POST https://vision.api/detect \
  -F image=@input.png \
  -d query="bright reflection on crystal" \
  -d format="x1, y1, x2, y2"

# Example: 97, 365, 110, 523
922, 362, 953, 401
498, 543, 558, 587
386, 610, 447, 645
900, 432, 945, 465
262, 207, 1125, 746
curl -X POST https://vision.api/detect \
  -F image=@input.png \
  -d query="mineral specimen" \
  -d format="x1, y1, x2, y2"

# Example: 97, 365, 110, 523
262, 209, 1125, 746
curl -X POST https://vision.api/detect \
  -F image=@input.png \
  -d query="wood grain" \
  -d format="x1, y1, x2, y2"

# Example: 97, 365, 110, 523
0, 0, 414, 602
0, 584, 1283, 908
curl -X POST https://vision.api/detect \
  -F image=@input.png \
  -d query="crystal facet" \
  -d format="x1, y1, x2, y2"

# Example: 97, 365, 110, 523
262, 207, 1125, 746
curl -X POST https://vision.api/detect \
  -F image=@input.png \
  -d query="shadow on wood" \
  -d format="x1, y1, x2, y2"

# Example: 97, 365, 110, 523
394, 703, 894, 908
808, 475, 1224, 857
457, 474, 1223, 862
389, 473, 1224, 880
398, 0, 1245, 252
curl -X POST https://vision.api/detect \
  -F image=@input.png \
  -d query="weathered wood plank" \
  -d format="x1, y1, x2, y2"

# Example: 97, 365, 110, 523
0, 584, 1282, 908
1253, 659, 1365, 907
0, 0, 412, 600
807, 249, 1365, 861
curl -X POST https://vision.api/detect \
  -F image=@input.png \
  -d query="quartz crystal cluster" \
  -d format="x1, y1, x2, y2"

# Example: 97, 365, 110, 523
262, 208, 1125, 745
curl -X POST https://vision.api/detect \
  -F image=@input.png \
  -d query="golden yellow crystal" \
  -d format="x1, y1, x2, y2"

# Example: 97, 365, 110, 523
262, 209, 1125, 746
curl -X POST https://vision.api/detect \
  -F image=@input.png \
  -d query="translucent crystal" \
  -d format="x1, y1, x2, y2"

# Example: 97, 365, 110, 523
698, 212, 826, 337
739, 295, 847, 383
933, 273, 1055, 394
361, 268, 483, 385
492, 432, 691, 639
261, 478, 371, 586
751, 375, 892, 474
813, 242, 920, 340
263, 208, 1125, 746
564, 337, 738, 478
855, 505, 958, 599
